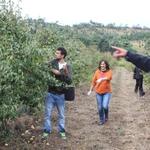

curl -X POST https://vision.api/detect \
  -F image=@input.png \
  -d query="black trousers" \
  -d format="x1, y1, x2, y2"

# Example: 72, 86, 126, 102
134, 77, 145, 96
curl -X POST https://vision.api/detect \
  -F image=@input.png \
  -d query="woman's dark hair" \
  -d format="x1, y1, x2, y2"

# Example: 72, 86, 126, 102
98, 60, 110, 71
57, 47, 67, 58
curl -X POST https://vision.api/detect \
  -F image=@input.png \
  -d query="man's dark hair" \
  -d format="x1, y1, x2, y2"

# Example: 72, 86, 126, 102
98, 60, 110, 71
57, 47, 67, 58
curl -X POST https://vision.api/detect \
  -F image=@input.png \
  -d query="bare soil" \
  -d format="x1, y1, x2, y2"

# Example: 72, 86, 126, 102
1, 67, 150, 150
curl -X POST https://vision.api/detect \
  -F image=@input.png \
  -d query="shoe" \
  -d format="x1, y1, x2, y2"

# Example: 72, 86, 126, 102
42, 132, 49, 140
60, 132, 66, 140
140, 92, 145, 97
105, 118, 108, 122
99, 121, 104, 125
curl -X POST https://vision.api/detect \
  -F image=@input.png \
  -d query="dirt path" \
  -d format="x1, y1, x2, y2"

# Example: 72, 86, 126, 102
1, 67, 150, 150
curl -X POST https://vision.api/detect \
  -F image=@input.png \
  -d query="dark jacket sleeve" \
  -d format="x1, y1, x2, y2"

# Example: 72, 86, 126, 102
125, 51, 150, 72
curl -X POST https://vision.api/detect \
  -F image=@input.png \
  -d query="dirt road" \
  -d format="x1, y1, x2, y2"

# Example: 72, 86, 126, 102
1, 67, 150, 150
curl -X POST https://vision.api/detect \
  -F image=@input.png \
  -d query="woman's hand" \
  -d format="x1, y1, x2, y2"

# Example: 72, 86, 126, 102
96, 78, 103, 83
87, 90, 92, 96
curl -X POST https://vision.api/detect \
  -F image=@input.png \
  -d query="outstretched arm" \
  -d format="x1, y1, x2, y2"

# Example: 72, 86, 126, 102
112, 46, 150, 72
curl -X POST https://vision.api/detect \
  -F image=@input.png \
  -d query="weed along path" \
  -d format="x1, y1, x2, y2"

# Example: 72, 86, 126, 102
1, 67, 150, 150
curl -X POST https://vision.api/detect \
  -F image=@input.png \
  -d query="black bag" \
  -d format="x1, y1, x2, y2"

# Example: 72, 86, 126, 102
64, 87, 75, 101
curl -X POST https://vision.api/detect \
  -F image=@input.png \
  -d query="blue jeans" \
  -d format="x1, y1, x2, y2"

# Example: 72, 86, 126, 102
43, 92, 65, 133
96, 93, 111, 123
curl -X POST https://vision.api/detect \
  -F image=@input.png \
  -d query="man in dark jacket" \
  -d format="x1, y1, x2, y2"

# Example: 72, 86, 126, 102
43, 47, 72, 140
111, 46, 150, 72
133, 67, 145, 96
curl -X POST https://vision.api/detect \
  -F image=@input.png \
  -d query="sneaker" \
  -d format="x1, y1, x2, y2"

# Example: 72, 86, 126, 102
42, 132, 49, 140
60, 132, 66, 140
99, 121, 104, 125
140, 92, 145, 97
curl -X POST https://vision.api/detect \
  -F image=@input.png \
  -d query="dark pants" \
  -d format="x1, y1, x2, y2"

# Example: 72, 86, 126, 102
134, 77, 145, 96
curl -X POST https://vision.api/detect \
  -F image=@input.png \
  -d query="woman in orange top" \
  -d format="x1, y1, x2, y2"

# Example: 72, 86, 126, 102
88, 60, 112, 125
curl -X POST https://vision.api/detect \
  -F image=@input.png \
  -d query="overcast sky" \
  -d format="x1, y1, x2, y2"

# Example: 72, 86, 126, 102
16, 0, 150, 27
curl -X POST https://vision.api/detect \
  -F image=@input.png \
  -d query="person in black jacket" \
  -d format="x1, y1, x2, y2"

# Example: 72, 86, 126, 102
43, 47, 72, 140
111, 46, 150, 72
133, 67, 145, 96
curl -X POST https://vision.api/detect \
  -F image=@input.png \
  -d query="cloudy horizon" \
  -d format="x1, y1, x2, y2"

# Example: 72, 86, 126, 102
12, 0, 150, 27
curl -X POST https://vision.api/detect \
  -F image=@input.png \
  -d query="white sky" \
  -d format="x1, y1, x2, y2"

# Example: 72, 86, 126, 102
16, 0, 150, 27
